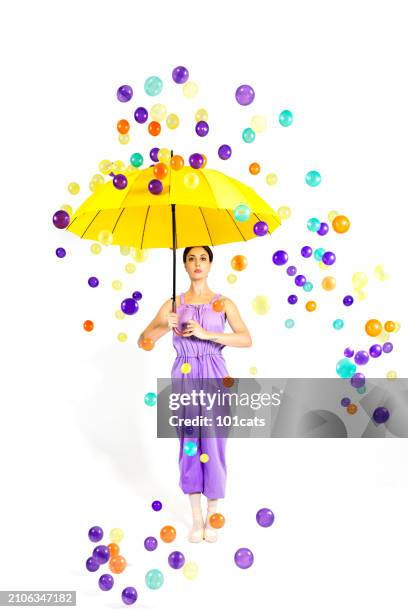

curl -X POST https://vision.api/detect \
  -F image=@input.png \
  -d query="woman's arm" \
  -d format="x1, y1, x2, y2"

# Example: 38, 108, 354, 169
205, 298, 252, 348
137, 298, 173, 348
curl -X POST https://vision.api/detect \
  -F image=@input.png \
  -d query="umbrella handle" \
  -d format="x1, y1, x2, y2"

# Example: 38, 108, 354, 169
171, 299, 186, 337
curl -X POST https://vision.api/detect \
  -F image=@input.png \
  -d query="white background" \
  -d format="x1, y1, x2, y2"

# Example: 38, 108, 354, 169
1, 0, 408, 610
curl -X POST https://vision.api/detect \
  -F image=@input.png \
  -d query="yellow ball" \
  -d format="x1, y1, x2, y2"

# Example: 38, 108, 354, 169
354, 289, 367, 301
68, 182, 80, 195
117, 332, 128, 342
90, 243, 102, 255
92, 173, 104, 185
120, 245, 131, 256
115, 310, 125, 320
132, 248, 149, 262
61, 204, 73, 216
125, 263, 136, 273
377, 330, 390, 343
125, 164, 138, 174
328, 210, 339, 222
112, 280, 123, 290
109, 528, 124, 543
227, 273, 237, 284
112, 160, 126, 172
99, 159, 113, 174
150, 103, 167, 122
249, 366, 258, 375
393, 321, 401, 332
252, 295, 270, 315
118, 133, 130, 145
352, 272, 368, 289
183, 561, 199, 580
89, 180, 102, 193
386, 370, 397, 380
200, 453, 209, 463
250, 115, 267, 133
180, 362, 192, 374
184, 172, 200, 189
158, 148, 171, 163
98, 229, 113, 246
374, 264, 389, 281
319, 262, 329, 270
277, 206, 291, 220
183, 81, 199, 98
166, 113, 180, 129
195, 108, 208, 122
266, 173, 278, 186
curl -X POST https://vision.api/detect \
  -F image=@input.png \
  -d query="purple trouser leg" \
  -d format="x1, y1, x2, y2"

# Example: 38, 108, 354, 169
178, 435, 227, 498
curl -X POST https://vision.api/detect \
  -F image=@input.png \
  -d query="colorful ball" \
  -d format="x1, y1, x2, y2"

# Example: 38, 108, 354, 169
56, 247, 66, 258
351, 373, 366, 389
144, 392, 157, 406
113, 174, 128, 190
231, 255, 248, 271
183, 441, 198, 456
344, 347, 354, 358
121, 298, 138, 315
109, 555, 126, 574
88, 526, 103, 542
144, 76, 163, 96
92, 545, 110, 564
343, 295, 354, 306
332, 215, 350, 234
235, 84, 255, 106
153, 162, 168, 179
336, 358, 357, 378
83, 320, 94, 332
117, 119, 130, 134
242, 127, 256, 143
140, 337, 155, 351
150, 147, 160, 162
303, 281, 313, 292
253, 221, 268, 236
52, 210, 70, 229
148, 121, 161, 136
279, 110, 293, 127
256, 507, 275, 527
305, 301, 317, 312
99, 574, 114, 591
145, 569, 164, 589
341, 397, 351, 407
288, 295, 298, 305
183, 561, 199, 580
189, 153, 204, 169
121, 587, 138, 605
307, 217, 321, 232
333, 319, 344, 330
249, 162, 261, 175
134, 107, 148, 123
322, 276, 336, 291
287, 266, 297, 276
317, 222, 329, 236
234, 547, 254, 569
373, 407, 390, 424
295, 275, 306, 287
369, 344, 382, 358
322, 251, 336, 266
301, 245, 313, 258
314, 247, 325, 261
272, 250, 288, 266
218, 144, 232, 160
209, 513, 225, 529
160, 525, 176, 543
383, 342, 393, 353
86, 557, 99, 572
354, 351, 369, 366
305, 170, 321, 187
172, 65, 189, 84
234, 203, 251, 222
195, 121, 209, 137
148, 179, 163, 195
384, 321, 395, 332
117, 85, 133, 102
170, 155, 184, 170
285, 319, 295, 329
166, 113, 180, 129
365, 319, 382, 337
144, 536, 158, 552
168, 551, 185, 569
152, 500, 162, 511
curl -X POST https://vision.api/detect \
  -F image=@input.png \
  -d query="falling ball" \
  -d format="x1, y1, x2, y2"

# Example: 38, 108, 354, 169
253, 221, 268, 236
305, 170, 321, 187
88, 276, 99, 288
252, 295, 270, 315
288, 295, 298, 305
134, 106, 148, 123
242, 127, 256, 143
333, 319, 344, 330
384, 321, 395, 332
287, 266, 297, 276
117, 119, 130, 134
144, 392, 157, 406
113, 174, 128, 190
234, 203, 251, 222
322, 251, 336, 266
195, 121, 209, 137
166, 113, 180, 129
68, 182, 80, 195
172, 65, 189, 84
189, 152, 204, 169
305, 301, 317, 312
183, 561, 199, 580
209, 513, 225, 529
55, 247, 66, 258
152, 500, 162, 511
373, 407, 390, 424
383, 342, 393, 353
93, 545, 110, 564
121, 298, 139, 315
218, 144, 232, 160
83, 320, 94, 332
336, 358, 357, 379
88, 526, 103, 542
351, 373, 366, 389
303, 281, 313, 292
184, 172, 200, 189
110, 528, 124, 543
231, 255, 248, 271
160, 525, 176, 543
121, 587, 138, 605
256, 507, 275, 527
234, 547, 254, 569
369, 344, 382, 358
213, 299, 226, 312
150, 147, 159, 162
171, 155, 184, 170
272, 250, 288, 266
148, 179, 163, 195
365, 319, 382, 337
295, 275, 306, 287
200, 453, 209, 463
347, 404, 358, 415
145, 569, 164, 589
184, 441, 198, 456
317, 222, 329, 236
168, 551, 185, 569
322, 276, 336, 291
307, 217, 321, 232
235, 84, 255, 105
332, 215, 350, 234
144, 76, 163, 96
144, 536, 158, 552
343, 295, 354, 306
52, 209, 70, 230
109, 555, 127, 574
86, 557, 99, 572
183, 81, 199, 97
148, 121, 161, 136
285, 319, 295, 329
153, 162, 168, 179
249, 162, 261, 175
117, 85, 133, 102
99, 574, 114, 591
301, 246, 313, 258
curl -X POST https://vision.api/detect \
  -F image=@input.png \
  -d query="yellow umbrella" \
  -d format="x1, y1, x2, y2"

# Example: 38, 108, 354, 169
66, 153, 281, 334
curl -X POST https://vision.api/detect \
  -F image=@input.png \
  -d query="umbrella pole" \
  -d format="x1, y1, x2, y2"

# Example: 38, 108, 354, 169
171, 202, 177, 311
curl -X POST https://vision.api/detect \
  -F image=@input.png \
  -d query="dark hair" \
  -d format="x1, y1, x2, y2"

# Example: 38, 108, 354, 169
183, 245, 213, 263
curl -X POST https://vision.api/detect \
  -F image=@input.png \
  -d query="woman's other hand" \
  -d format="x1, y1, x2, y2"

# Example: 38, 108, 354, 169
183, 319, 209, 340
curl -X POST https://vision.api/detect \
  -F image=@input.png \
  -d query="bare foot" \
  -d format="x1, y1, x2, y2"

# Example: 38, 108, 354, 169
204, 515, 218, 543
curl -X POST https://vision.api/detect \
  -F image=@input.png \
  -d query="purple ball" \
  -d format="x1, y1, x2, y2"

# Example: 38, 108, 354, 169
341, 397, 351, 407
132, 291, 143, 301
272, 250, 288, 266
288, 294, 298, 305
295, 275, 306, 287
383, 342, 393, 353
344, 347, 354, 358
351, 372, 365, 388
235, 84, 255, 106
301, 245, 313, 258
369, 344, 382, 358
55, 247, 66, 258
86, 556, 100, 572
354, 350, 369, 366
88, 525, 103, 542
151, 500, 162, 511
172, 65, 189, 84
117, 84, 133, 103
343, 295, 354, 307
195, 121, 209, 137
134, 106, 148, 123
121, 298, 139, 315
253, 221, 269, 236
287, 266, 297, 276
149, 147, 160, 162
88, 277, 99, 288
189, 153, 204, 169
53, 210, 70, 229
144, 536, 158, 551
255, 507, 274, 528
98, 574, 114, 591
92, 545, 110, 564
322, 251, 336, 266
234, 547, 254, 569
113, 174, 128, 190
168, 550, 185, 569
122, 587, 138, 605
148, 179, 163, 195
373, 407, 390, 424
317, 222, 329, 236
218, 144, 232, 160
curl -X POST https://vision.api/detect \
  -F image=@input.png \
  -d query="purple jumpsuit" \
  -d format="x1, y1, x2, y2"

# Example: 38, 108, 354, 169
171, 292, 229, 499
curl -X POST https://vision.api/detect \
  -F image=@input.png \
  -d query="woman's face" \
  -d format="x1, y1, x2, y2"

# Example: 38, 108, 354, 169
184, 248, 212, 280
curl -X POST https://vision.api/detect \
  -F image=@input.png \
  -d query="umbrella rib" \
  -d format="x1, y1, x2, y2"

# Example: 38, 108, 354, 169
198, 207, 214, 246
81, 210, 101, 238
225, 208, 247, 241
140, 205, 150, 249
112, 208, 125, 235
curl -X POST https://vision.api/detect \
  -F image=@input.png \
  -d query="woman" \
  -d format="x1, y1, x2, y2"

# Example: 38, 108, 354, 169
138, 245, 252, 543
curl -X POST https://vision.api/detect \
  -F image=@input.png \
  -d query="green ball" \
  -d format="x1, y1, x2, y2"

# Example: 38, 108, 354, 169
356, 385, 366, 394
130, 152, 144, 168
145, 569, 164, 590
144, 76, 163, 97
144, 392, 157, 407
336, 358, 356, 379
333, 319, 344, 330
305, 170, 321, 187
279, 110, 293, 127
307, 217, 321, 232
285, 318, 295, 329
303, 281, 313, 292
314, 247, 325, 261
242, 128, 256, 143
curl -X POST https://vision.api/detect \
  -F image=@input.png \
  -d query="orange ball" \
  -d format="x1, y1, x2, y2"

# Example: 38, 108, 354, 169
140, 337, 155, 351
365, 319, 382, 337
117, 119, 130, 134
170, 155, 184, 170
209, 512, 225, 529
153, 162, 168, 179
332, 215, 350, 234
321, 276, 336, 291
347, 404, 358, 415
160, 525, 176, 543
249, 162, 260, 175
109, 554, 127, 574
212, 299, 226, 312
148, 121, 161, 136
83, 320, 94, 332
306, 300, 317, 312
384, 320, 395, 332
108, 543, 120, 557
222, 376, 235, 388
231, 255, 248, 271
